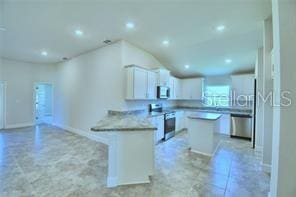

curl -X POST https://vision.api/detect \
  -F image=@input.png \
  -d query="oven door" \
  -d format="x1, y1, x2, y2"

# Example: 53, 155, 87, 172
164, 116, 176, 140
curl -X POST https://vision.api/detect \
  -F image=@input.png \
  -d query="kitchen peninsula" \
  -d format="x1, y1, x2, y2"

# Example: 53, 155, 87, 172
91, 113, 156, 188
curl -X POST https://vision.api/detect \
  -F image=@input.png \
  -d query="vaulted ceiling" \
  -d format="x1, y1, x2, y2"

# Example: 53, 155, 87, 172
0, 0, 271, 77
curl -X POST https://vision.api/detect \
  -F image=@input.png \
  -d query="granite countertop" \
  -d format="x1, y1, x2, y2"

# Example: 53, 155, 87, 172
91, 105, 252, 132
169, 106, 253, 116
91, 114, 156, 132
187, 112, 222, 120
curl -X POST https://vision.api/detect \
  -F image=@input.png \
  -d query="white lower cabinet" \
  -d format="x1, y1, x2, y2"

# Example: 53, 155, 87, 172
218, 114, 230, 135
175, 111, 185, 132
149, 115, 164, 144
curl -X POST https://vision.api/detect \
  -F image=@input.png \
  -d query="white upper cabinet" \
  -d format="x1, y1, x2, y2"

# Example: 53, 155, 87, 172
231, 74, 254, 100
155, 68, 170, 87
169, 77, 175, 99
133, 68, 148, 99
168, 76, 183, 100
126, 66, 157, 100
181, 78, 204, 100
147, 71, 157, 99
174, 78, 182, 100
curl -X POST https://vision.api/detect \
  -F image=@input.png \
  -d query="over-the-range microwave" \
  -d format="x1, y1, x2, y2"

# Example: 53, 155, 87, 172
157, 86, 170, 99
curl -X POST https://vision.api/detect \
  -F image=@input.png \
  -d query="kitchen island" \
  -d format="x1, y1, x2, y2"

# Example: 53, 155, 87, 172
91, 113, 156, 188
187, 112, 222, 157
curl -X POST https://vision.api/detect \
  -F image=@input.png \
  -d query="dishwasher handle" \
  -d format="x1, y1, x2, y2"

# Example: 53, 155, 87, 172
231, 114, 252, 118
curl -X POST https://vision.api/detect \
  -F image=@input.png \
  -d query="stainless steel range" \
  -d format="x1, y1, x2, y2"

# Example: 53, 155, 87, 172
149, 104, 176, 140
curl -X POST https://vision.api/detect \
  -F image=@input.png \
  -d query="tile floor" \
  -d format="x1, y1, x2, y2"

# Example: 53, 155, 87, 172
0, 125, 270, 197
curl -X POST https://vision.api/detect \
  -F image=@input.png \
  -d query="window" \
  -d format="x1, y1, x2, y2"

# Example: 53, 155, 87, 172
203, 85, 230, 107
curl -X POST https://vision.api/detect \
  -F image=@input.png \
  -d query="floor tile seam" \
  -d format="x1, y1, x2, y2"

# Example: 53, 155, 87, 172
14, 157, 38, 196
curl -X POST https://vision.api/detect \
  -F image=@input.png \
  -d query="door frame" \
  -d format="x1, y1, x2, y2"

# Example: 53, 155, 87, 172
0, 81, 7, 129
33, 82, 54, 125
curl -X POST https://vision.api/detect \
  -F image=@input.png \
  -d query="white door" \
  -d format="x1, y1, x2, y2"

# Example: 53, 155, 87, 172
134, 68, 148, 99
35, 83, 53, 124
147, 71, 157, 99
0, 82, 4, 129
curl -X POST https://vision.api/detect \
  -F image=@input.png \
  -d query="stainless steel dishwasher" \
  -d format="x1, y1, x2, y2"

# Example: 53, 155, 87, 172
230, 114, 252, 140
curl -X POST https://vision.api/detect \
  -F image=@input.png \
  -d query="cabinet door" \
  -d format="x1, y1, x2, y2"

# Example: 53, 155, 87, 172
176, 111, 185, 131
181, 78, 203, 100
174, 78, 182, 99
231, 75, 243, 98
147, 71, 157, 99
218, 114, 230, 135
149, 117, 158, 144
169, 77, 175, 99
156, 115, 164, 141
158, 69, 170, 86
244, 75, 254, 97
181, 79, 191, 99
190, 78, 204, 100
134, 68, 147, 99
231, 75, 254, 100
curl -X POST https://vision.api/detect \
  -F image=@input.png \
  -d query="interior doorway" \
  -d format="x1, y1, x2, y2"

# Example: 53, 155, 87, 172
0, 82, 4, 129
34, 83, 53, 125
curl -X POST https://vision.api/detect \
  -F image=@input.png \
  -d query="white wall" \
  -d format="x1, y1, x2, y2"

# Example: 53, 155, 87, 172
0, 82, 4, 129
255, 47, 264, 150
54, 40, 176, 134
204, 75, 232, 86
121, 41, 162, 69
0, 58, 55, 128
271, 0, 296, 196
262, 17, 274, 170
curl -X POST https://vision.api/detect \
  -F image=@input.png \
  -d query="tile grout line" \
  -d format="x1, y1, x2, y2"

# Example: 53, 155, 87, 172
13, 152, 38, 196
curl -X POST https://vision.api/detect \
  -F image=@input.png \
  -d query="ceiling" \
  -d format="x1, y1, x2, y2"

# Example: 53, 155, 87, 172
0, 0, 271, 77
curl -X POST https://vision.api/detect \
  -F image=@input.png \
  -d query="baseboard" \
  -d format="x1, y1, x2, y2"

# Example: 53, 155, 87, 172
255, 145, 263, 152
5, 122, 34, 129
107, 176, 151, 188
107, 177, 118, 188
53, 123, 109, 145
261, 162, 271, 173
190, 148, 212, 157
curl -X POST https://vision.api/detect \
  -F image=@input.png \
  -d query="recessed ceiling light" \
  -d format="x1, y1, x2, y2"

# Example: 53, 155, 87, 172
75, 29, 84, 36
41, 51, 48, 56
0, 27, 6, 31
225, 58, 232, 64
216, 25, 225, 32
162, 40, 170, 46
184, 65, 190, 69
126, 22, 135, 29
